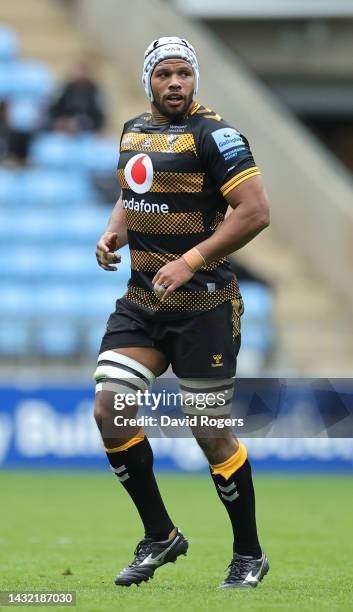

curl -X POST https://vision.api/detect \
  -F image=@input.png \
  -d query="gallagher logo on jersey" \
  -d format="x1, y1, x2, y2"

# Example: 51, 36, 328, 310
211, 128, 246, 162
124, 153, 153, 194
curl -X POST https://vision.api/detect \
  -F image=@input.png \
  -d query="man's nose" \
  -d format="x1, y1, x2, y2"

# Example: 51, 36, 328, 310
168, 75, 181, 89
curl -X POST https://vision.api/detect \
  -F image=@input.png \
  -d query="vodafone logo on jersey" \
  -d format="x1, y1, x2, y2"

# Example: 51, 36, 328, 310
124, 153, 154, 194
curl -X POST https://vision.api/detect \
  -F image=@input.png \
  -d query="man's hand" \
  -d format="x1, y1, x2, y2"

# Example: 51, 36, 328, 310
96, 231, 121, 271
152, 258, 194, 301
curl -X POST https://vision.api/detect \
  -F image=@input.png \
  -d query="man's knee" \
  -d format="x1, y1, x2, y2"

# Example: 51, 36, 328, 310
95, 391, 141, 448
94, 391, 119, 429
93, 349, 155, 443
94, 395, 102, 428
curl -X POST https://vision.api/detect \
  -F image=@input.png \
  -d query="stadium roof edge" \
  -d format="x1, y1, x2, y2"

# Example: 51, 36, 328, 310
170, 0, 353, 19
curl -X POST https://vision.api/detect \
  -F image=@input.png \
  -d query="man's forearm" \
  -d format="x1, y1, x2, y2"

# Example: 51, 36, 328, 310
105, 195, 128, 247
196, 203, 269, 264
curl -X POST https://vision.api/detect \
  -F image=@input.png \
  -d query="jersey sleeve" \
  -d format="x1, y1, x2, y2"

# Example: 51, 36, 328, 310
198, 117, 261, 198
119, 119, 132, 149
117, 118, 134, 178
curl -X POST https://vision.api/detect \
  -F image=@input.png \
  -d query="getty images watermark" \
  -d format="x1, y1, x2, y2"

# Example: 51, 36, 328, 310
112, 390, 244, 429
114, 389, 228, 411
99, 379, 353, 438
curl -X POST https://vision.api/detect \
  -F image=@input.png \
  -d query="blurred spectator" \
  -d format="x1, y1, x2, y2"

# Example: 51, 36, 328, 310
0, 100, 31, 164
48, 61, 106, 132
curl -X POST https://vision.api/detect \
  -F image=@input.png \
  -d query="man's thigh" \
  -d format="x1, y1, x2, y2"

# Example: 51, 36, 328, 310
111, 347, 168, 377
168, 300, 242, 379
99, 298, 163, 356
167, 301, 242, 438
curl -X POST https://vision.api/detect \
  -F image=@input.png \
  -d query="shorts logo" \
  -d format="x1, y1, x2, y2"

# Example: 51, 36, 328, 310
211, 128, 246, 162
124, 153, 154, 194
211, 354, 223, 367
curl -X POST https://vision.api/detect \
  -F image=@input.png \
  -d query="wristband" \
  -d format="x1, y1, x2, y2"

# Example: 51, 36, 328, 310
182, 247, 206, 272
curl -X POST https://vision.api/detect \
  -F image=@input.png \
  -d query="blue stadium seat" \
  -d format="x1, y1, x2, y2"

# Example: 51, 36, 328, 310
29, 133, 119, 173
1, 210, 58, 242
17, 61, 54, 98
0, 247, 43, 280
81, 135, 119, 173
0, 319, 30, 356
0, 245, 131, 282
79, 284, 121, 318
0, 284, 69, 319
65, 208, 111, 241
0, 60, 54, 100
0, 63, 13, 97
0, 207, 110, 245
86, 320, 107, 353
240, 281, 273, 320
58, 246, 130, 280
240, 323, 272, 353
0, 284, 29, 316
29, 133, 80, 169
27, 169, 94, 205
238, 281, 274, 365
0, 210, 14, 239
9, 98, 42, 131
0, 169, 94, 205
38, 320, 78, 356
31, 283, 121, 318
0, 169, 15, 204
35, 284, 83, 317
0, 26, 19, 61
53, 248, 94, 279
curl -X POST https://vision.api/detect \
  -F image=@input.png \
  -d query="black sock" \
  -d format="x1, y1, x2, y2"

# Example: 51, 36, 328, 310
106, 437, 175, 541
210, 458, 262, 557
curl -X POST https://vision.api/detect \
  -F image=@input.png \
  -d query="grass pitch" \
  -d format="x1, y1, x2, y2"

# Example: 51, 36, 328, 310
0, 471, 352, 611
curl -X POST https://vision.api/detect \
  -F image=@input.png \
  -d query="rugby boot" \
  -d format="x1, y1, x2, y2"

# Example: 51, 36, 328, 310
115, 528, 188, 586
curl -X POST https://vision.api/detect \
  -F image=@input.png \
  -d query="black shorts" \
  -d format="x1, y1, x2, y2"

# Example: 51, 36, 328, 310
99, 298, 243, 378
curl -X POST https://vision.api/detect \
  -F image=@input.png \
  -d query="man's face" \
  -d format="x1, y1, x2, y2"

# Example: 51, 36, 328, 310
150, 59, 195, 119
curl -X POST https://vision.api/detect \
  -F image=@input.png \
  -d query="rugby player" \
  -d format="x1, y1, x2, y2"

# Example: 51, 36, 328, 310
94, 37, 270, 588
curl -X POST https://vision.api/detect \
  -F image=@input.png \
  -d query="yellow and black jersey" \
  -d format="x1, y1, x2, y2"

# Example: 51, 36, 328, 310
117, 102, 261, 319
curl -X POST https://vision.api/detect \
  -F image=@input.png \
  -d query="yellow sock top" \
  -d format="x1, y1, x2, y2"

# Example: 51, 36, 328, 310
210, 442, 247, 480
105, 427, 145, 453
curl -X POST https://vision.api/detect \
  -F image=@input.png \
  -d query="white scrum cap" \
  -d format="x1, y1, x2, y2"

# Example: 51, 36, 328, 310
142, 36, 199, 102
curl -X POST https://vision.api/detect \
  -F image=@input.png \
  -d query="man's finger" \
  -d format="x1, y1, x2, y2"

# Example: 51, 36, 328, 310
161, 283, 176, 302
106, 253, 121, 263
107, 232, 119, 249
97, 242, 110, 253
153, 282, 166, 298
96, 252, 106, 264
96, 254, 116, 269
96, 251, 120, 263
100, 264, 117, 271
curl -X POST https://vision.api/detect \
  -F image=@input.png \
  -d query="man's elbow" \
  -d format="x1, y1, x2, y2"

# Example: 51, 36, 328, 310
254, 199, 270, 230
259, 206, 270, 229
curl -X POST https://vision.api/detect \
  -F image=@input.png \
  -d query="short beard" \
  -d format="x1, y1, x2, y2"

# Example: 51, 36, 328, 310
152, 93, 193, 121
